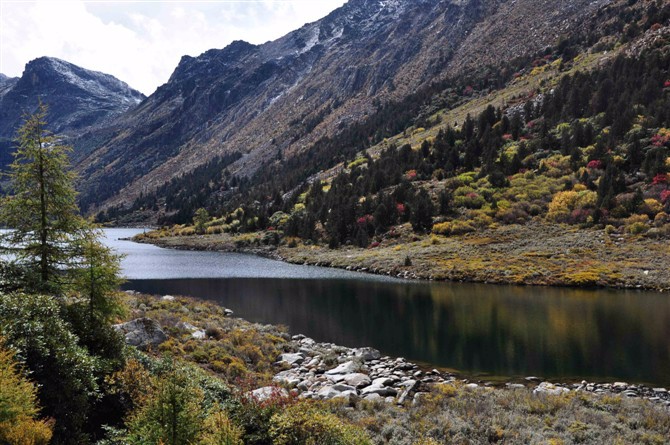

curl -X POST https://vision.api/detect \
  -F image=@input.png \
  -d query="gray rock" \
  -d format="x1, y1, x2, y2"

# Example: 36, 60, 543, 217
224, 308, 234, 317
113, 318, 167, 350
162, 295, 175, 301
325, 360, 360, 375
353, 347, 381, 361
273, 370, 302, 388
297, 380, 311, 391
361, 385, 397, 397
371, 377, 394, 387
533, 382, 569, 396
252, 386, 289, 402
325, 373, 347, 383
343, 373, 371, 388
176, 321, 206, 339
412, 392, 429, 406
332, 383, 356, 392
317, 385, 342, 400
364, 393, 383, 402
331, 390, 359, 404
278, 353, 305, 365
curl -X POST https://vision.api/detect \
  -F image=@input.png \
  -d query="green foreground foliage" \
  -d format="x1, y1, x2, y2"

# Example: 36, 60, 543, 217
0, 107, 126, 444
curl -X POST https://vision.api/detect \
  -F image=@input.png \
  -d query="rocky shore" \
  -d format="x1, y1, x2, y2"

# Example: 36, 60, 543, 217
114, 290, 670, 418
258, 334, 670, 409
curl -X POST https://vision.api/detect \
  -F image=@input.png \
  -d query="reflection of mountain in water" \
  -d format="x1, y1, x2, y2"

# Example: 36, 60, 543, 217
124, 278, 670, 386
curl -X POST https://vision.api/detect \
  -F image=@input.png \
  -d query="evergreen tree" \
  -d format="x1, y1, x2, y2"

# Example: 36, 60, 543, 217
409, 189, 435, 233
0, 104, 86, 295
193, 208, 210, 235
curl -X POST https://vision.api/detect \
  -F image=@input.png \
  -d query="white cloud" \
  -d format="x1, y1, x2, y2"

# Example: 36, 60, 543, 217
0, 0, 347, 95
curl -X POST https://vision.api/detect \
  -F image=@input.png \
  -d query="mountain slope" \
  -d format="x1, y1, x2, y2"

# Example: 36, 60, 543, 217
76, 0, 613, 213
0, 57, 145, 170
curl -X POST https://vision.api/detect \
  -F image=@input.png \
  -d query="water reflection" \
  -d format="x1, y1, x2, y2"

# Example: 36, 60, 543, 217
124, 278, 670, 386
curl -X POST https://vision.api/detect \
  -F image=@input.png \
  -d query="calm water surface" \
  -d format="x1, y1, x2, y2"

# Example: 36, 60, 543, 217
106, 229, 670, 386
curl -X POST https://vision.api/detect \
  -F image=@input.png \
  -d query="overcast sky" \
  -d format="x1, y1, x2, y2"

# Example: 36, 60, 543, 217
0, 0, 347, 95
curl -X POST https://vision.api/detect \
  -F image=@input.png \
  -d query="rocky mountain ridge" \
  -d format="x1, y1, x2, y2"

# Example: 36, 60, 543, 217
0, 57, 144, 172
73, 0, 615, 214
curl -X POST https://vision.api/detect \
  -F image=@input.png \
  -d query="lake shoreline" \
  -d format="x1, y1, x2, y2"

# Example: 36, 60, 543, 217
121, 291, 670, 409
133, 221, 670, 292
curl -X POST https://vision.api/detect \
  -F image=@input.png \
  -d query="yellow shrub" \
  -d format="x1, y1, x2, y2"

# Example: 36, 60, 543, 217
0, 340, 53, 445
269, 403, 370, 445
432, 222, 451, 235
640, 199, 662, 216
547, 190, 596, 222
201, 408, 243, 445
206, 225, 224, 235
547, 191, 578, 221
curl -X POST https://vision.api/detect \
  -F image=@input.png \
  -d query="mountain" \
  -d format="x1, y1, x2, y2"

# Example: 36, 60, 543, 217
0, 57, 145, 170
76, 0, 623, 215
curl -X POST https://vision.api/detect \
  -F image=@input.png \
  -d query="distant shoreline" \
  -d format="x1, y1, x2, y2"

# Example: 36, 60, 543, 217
132, 221, 670, 292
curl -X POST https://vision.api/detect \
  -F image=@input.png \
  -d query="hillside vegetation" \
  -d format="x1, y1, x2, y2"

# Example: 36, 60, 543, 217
135, 20, 670, 290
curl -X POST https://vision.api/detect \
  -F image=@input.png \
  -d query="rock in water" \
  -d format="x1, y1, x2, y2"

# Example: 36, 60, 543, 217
113, 318, 167, 350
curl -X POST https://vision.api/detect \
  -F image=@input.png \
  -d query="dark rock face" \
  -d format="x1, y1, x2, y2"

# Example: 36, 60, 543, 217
73, 0, 612, 212
0, 57, 144, 170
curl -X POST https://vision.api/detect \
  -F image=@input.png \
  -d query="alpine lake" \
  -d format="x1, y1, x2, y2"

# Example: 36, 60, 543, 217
105, 228, 670, 387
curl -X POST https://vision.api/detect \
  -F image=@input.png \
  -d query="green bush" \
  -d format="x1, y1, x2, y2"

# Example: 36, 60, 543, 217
0, 292, 100, 444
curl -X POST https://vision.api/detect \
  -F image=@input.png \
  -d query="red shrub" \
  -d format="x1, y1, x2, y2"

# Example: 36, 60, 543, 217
661, 190, 670, 204
587, 159, 603, 170
651, 132, 670, 147
664, 80, 670, 88
396, 203, 406, 215
368, 241, 380, 249
653, 173, 668, 185
502, 133, 513, 141
357, 214, 374, 226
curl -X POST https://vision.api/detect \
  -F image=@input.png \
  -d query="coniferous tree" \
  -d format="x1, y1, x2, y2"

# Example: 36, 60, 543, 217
0, 104, 87, 295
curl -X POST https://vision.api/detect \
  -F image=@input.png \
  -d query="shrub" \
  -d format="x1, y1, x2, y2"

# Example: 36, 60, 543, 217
454, 193, 486, 209
432, 222, 451, 235
586, 159, 603, 169
125, 362, 206, 445
547, 190, 596, 223
0, 293, 99, 444
639, 199, 663, 218
432, 220, 476, 236
206, 225, 225, 235
269, 403, 370, 445
652, 173, 668, 185
0, 338, 53, 445
627, 222, 649, 235
625, 214, 650, 234
201, 408, 244, 445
